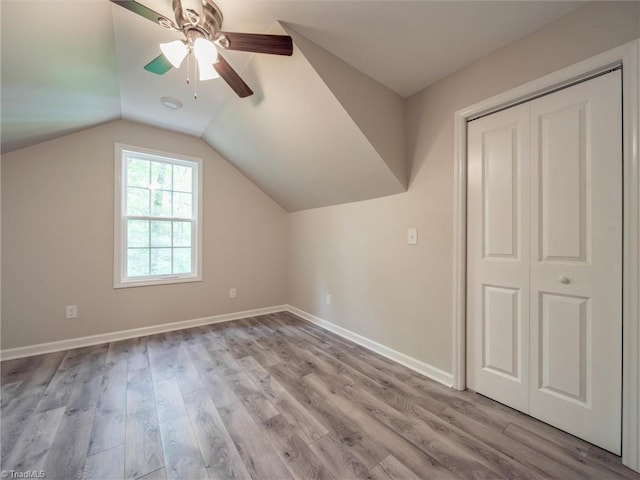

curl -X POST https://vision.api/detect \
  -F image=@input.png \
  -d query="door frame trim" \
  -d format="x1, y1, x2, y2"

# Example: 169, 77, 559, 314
451, 39, 640, 471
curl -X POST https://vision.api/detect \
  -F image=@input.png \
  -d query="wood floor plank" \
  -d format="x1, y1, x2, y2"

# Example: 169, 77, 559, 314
1, 313, 636, 480
182, 388, 252, 480
57, 373, 101, 433
67, 344, 111, 379
201, 370, 239, 409
215, 325, 253, 359
1, 380, 23, 405
42, 419, 93, 480
185, 341, 217, 372
1, 351, 65, 388
1, 383, 46, 460
209, 347, 245, 377
465, 390, 637, 480
127, 337, 150, 371
199, 328, 228, 352
438, 406, 584, 479
147, 337, 178, 383
82, 444, 125, 480
302, 372, 485, 479
186, 343, 243, 409
238, 355, 329, 444
369, 455, 423, 480
285, 327, 452, 415
33, 358, 83, 414
152, 377, 209, 480
2, 406, 65, 473
1, 351, 81, 461
218, 401, 294, 480
137, 468, 167, 480
226, 371, 279, 421
261, 414, 332, 480
2, 356, 38, 385
307, 434, 370, 480
313, 367, 542, 479
268, 362, 389, 470
89, 357, 127, 455
504, 422, 637, 480
35, 344, 109, 415
125, 368, 164, 480
232, 319, 282, 367
173, 345, 205, 395
349, 376, 538, 479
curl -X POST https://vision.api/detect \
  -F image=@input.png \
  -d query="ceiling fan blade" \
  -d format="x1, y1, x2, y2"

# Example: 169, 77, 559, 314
144, 54, 173, 75
110, 0, 178, 30
215, 32, 293, 56
214, 55, 253, 98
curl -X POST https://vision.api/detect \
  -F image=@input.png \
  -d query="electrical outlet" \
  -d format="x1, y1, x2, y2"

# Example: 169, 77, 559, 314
326, 294, 332, 305
229, 288, 237, 298
66, 305, 78, 319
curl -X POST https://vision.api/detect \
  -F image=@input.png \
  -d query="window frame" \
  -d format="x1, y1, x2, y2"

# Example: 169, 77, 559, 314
114, 143, 203, 288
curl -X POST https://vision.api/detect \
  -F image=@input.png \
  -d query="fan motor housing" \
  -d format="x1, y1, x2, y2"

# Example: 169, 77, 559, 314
185, 26, 209, 43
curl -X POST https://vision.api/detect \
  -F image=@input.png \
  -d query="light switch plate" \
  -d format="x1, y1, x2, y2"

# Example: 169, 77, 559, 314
408, 228, 418, 245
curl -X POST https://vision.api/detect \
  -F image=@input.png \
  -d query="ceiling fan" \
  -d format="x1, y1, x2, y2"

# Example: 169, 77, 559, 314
110, 0, 293, 98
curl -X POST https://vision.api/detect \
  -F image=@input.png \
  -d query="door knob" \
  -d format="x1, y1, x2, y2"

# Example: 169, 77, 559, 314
558, 276, 571, 285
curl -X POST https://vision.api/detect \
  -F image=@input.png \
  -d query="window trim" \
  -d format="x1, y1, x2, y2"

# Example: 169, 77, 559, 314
114, 143, 203, 288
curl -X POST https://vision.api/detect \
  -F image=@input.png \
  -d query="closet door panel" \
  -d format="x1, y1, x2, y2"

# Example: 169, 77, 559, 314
466, 104, 530, 412
529, 71, 622, 454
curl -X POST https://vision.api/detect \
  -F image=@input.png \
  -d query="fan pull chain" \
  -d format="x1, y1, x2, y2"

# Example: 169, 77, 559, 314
194, 61, 198, 99
186, 52, 191, 85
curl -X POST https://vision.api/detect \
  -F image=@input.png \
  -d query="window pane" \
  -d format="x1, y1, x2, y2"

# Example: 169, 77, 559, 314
127, 158, 149, 187
173, 192, 193, 219
150, 248, 172, 275
173, 221, 192, 247
118, 146, 200, 286
173, 248, 192, 274
127, 248, 149, 277
128, 220, 149, 247
151, 162, 172, 190
127, 187, 150, 216
173, 164, 193, 192
150, 221, 171, 247
151, 190, 172, 217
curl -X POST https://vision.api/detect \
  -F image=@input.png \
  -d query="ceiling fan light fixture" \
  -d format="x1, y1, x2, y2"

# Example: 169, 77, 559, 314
193, 38, 220, 81
193, 38, 218, 63
198, 61, 220, 80
160, 40, 188, 68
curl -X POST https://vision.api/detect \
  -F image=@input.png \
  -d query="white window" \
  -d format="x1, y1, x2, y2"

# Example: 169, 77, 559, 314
114, 144, 202, 288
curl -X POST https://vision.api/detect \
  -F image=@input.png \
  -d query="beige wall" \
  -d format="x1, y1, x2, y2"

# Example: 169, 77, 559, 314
285, 25, 406, 188
2, 2, 638, 360
288, 1, 640, 373
1, 120, 287, 349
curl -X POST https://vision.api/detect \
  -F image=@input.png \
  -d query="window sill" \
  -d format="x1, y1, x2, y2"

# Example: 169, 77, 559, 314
114, 275, 202, 289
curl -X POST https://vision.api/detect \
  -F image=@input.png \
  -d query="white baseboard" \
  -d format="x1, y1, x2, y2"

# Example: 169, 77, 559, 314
0, 305, 288, 361
2, 304, 453, 389
286, 305, 454, 388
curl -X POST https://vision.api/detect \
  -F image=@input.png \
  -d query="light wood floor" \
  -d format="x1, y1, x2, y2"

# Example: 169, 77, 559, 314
1, 312, 637, 480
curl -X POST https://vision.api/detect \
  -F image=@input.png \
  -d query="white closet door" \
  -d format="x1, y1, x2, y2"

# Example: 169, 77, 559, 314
529, 71, 622, 454
467, 70, 622, 454
466, 103, 530, 412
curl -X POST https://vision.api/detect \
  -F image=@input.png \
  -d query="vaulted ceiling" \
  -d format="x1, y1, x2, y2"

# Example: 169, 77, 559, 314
1, 0, 586, 211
